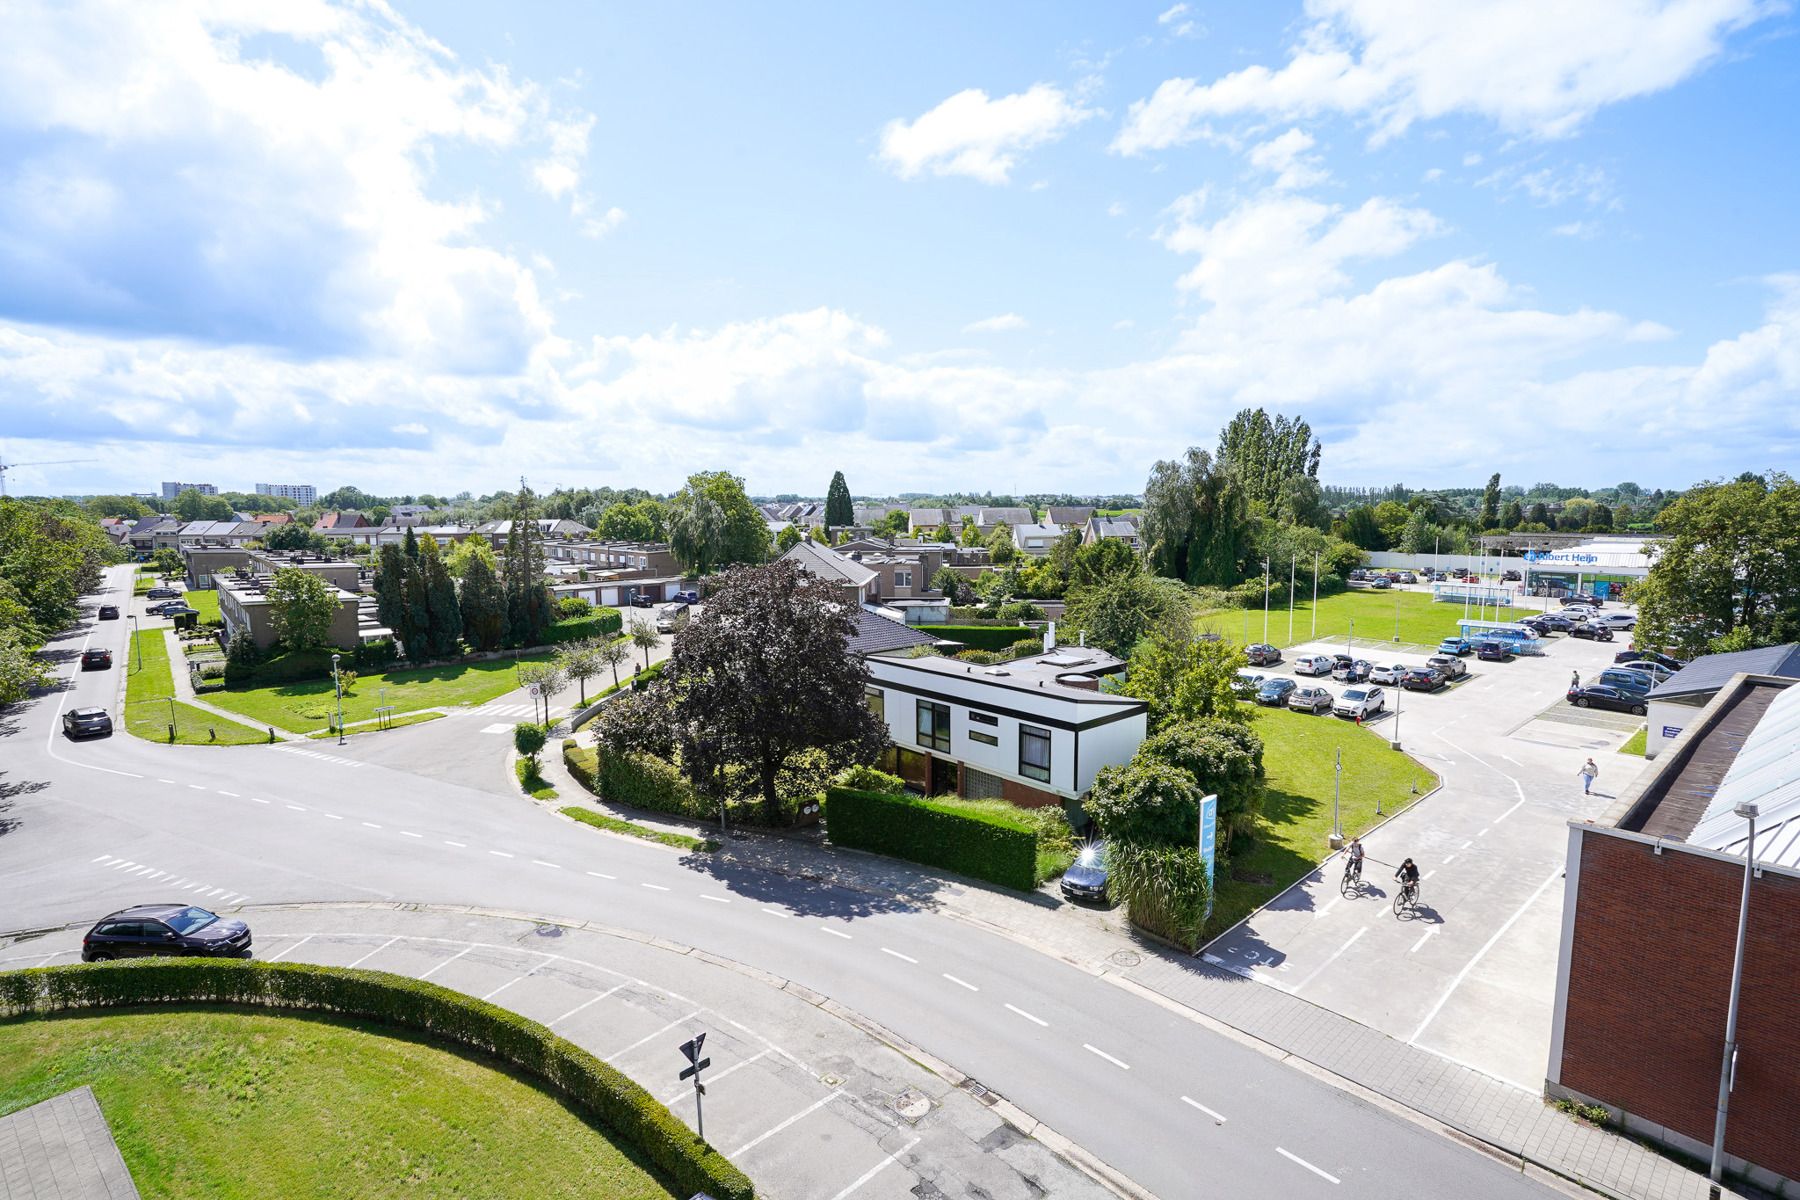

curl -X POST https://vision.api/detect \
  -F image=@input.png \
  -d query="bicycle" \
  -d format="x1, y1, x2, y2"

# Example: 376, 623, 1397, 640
1340, 856, 1364, 896
1393, 880, 1419, 916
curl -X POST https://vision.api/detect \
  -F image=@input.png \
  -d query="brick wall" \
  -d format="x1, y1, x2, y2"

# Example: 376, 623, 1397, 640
1559, 830, 1800, 1182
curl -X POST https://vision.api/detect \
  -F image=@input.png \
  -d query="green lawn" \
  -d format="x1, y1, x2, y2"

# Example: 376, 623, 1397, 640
207, 652, 556, 734
1198, 586, 1542, 653
181, 589, 220, 623
518, 758, 559, 800
1619, 726, 1647, 757
0, 1010, 675, 1200
306, 710, 446, 739
561, 805, 720, 853
122, 630, 268, 746
1206, 704, 1439, 938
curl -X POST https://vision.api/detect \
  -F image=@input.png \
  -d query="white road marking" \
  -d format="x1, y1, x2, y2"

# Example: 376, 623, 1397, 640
217, 791, 239, 797
826, 1135, 922, 1200
35, 951, 71, 968
1277, 1147, 1340, 1184
1479, 827, 1491, 837
489, 850, 514, 858
1443, 854, 1458, 864
641, 883, 670, 892
323, 813, 343, 820
401, 831, 423, 839
417, 946, 471, 980
549, 983, 626, 1028
880, 947, 918, 964
188, 784, 207, 790
942, 973, 978, 991
664, 1048, 771, 1102
1005, 1003, 1048, 1027
252, 798, 269, 804
530, 858, 559, 867
585, 870, 615, 879
1494, 797, 1526, 824
602, 1011, 700, 1063
483, 959, 548, 1001
700, 895, 731, 904
288, 805, 308, 812
266, 934, 312, 962
345, 936, 400, 969
444, 840, 466, 848
1409, 865, 1564, 1044
361, 821, 380, 829
1422, 869, 1437, 881
111, 860, 135, 870
1410, 928, 1438, 954
820, 926, 851, 939
1083, 1043, 1130, 1070
91, 854, 114, 863
1181, 1095, 1228, 1123
1315, 896, 1341, 919
731, 1090, 843, 1158
157, 779, 175, 785
761, 907, 790, 918
1462, 840, 1474, 849
1292, 926, 1369, 994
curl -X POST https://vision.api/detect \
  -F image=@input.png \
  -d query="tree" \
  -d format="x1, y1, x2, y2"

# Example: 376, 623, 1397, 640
666, 471, 768, 574
459, 552, 507, 651
500, 483, 553, 648
373, 544, 411, 649
1481, 473, 1502, 529
1501, 500, 1524, 530
403, 524, 419, 561
596, 636, 632, 689
0, 499, 117, 643
774, 523, 803, 553
85, 495, 151, 519
1337, 505, 1383, 551
1121, 632, 1246, 732
419, 535, 462, 658
1278, 474, 1330, 531
516, 661, 568, 725
593, 500, 666, 542
986, 522, 1017, 564
1141, 448, 1253, 587
558, 640, 603, 705
599, 560, 888, 824
1139, 719, 1265, 861
1069, 537, 1141, 590
1527, 502, 1549, 526
0, 628, 54, 705
1086, 757, 1204, 846
1216, 408, 1322, 512
1064, 573, 1194, 658
266, 567, 337, 649
930, 565, 972, 604
630, 617, 661, 671
445, 536, 498, 581
320, 485, 379, 512
151, 547, 184, 578
513, 722, 548, 765
263, 523, 328, 553
824, 471, 854, 530
173, 488, 234, 522
959, 519, 982, 548
1590, 503, 1614, 532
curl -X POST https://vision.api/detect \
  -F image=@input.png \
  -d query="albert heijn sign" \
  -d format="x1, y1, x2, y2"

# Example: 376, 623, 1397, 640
1523, 550, 1600, 565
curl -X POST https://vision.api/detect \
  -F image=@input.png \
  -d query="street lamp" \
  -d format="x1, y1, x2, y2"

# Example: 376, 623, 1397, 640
1262, 560, 1271, 644
332, 653, 345, 746
1709, 801, 1760, 1195
129, 615, 141, 670
1390, 677, 1402, 751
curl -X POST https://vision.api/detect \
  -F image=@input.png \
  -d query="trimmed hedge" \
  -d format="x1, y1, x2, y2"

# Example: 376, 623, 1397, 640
224, 646, 335, 685
931, 625, 1034, 652
549, 608, 623, 644
824, 786, 1038, 890
592, 746, 710, 820
0, 959, 753, 1200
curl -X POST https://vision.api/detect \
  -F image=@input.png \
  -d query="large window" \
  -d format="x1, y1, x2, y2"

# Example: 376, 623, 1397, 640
916, 700, 951, 752
866, 686, 885, 722
895, 569, 912, 589
1019, 725, 1052, 783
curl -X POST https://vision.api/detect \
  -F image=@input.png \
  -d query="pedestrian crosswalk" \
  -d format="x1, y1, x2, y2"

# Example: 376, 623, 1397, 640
443, 702, 569, 720
270, 745, 365, 769
91, 854, 251, 905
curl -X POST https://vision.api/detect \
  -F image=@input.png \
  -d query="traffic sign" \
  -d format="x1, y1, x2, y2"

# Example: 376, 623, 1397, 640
678, 1032, 710, 1141
679, 1058, 711, 1080
528, 683, 541, 698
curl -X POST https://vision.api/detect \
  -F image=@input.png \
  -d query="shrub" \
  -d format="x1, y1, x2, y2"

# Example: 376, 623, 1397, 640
825, 786, 1038, 890
557, 596, 595, 618
514, 722, 548, 763
549, 608, 623, 644
0, 960, 753, 1200
996, 601, 1044, 623
353, 638, 398, 669
932, 625, 1033, 652
953, 649, 1002, 665
593, 747, 710, 820
196, 661, 226, 680
1106, 840, 1211, 951
225, 646, 335, 686
1008, 637, 1042, 658
832, 763, 903, 793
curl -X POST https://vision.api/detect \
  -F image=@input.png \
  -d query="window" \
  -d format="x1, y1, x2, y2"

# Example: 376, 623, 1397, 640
916, 701, 951, 752
963, 766, 1006, 798
1019, 725, 1052, 783
969, 731, 998, 747
968, 711, 998, 726
866, 686, 885, 722
895, 569, 912, 589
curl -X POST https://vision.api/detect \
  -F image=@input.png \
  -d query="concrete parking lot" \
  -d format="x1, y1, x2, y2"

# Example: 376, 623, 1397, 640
1207, 609, 1650, 1090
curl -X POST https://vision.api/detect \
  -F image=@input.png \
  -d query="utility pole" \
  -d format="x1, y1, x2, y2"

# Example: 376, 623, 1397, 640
332, 653, 346, 745
1262, 560, 1271, 644
1331, 746, 1343, 843
1288, 552, 1296, 645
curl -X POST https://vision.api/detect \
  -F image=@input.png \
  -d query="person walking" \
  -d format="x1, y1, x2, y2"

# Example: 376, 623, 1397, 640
1571, 669, 1581, 691
1579, 757, 1599, 794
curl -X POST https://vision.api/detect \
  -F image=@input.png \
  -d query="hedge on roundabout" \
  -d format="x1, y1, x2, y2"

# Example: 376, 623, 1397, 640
0, 958, 753, 1200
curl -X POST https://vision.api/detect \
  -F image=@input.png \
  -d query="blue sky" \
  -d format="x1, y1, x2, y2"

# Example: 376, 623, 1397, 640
1, 0, 1796, 499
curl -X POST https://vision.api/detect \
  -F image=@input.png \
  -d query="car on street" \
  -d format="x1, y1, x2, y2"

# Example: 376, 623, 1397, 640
1614, 659, 1675, 685
1287, 684, 1335, 714
1475, 640, 1513, 662
1232, 669, 1266, 697
673, 589, 700, 605
1331, 658, 1372, 683
1590, 612, 1638, 632
145, 586, 182, 599
62, 707, 113, 738
1598, 667, 1654, 694
1401, 667, 1447, 692
1245, 643, 1282, 666
1370, 662, 1408, 685
97, 604, 119, 619
1060, 842, 1109, 903
1561, 593, 1604, 608
81, 904, 253, 961
1293, 654, 1334, 677
1255, 678, 1298, 706
1567, 684, 1648, 715
1436, 637, 1473, 656
1569, 622, 1614, 642
1334, 685, 1386, 720
80, 648, 112, 669
1616, 650, 1684, 671
1425, 654, 1468, 680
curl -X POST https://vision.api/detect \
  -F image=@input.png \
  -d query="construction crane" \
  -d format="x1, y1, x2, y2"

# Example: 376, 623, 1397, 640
0, 458, 98, 496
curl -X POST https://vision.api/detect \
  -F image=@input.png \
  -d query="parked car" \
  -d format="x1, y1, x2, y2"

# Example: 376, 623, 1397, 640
1401, 667, 1447, 692
630, 594, 654, 608
1245, 643, 1282, 666
1501, 569, 1522, 581
1567, 684, 1647, 715
1436, 637, 1473, 656
1293, 655, 1334, 677
1369, 576, 1392, 589
1370, 662, 1408, 685
1615, 650, 1684, 671
1232, 670, 1267, 697
1614, 660, 1675, 685
62, 707, 113, 738
1288, 685, 1335, 714
1334, 685, 1386, 720
1569, 622, 1614, 642
1519, 617, 1553, 637
1060, 841, 1109, 903
1562, 606, 1601, 622
1598, 667, 1654, 694
655, 601, 691, 634
1591, 612, 1638, 631
673, 589, 700, 605
81, 904, 252, 961
1475, 641, 1513, 662
1425, 654, 1467, 680
1537, 612, 1578, 632
1255, 678, 1298, 706
144, 586, 182, 600
97, 604, 119, 620
1331, 658, 1372, 683
1397, 571, 1418, 584
1561, 595, 1603, 609
80, 648, 112, 670
1348, 569, 1368, 581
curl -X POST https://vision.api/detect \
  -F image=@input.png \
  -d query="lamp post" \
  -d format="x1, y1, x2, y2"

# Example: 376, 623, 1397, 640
1394, 585, 1401, 643
129, 615, 142, 670
1311, 551, 1320, 640
1288, 552, 1296, 645
1262, 560, 1271, 644
1347, 617, 1355, 658
332, 653, 346, 746
1331, 746, 1343, 844
1709, 801, 1760, 1196
1390, 676, 1402, 751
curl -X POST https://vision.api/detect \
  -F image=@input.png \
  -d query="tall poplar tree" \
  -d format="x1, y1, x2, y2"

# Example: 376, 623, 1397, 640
824, 471, 854, 530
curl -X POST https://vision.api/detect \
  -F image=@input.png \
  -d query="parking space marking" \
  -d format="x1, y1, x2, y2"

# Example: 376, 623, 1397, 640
418, 946, 471, 980
585, 870, 614, 879
731, 1090, 843, 1158
1292, 926, 1368, 994
1277, 1147, 1340, 1184
345, 936, 400, 969
826, 1135, 921, 1200
1181, 1095, 1228, 1123
1422, 870, 1437, 881
1005, 1003, 1048, 1027
444, 840, 466, 847
483, 958, 549, 1001
1409, 928, 1437, 954
548, 985, 626, 1028
880, 947, 918, 964
1494, 797, 1526, 824
1315, 897, 1341, 919
602, 1011, 700, 1063
91, 854, 113, 863
1409, 865, 1563, 1045
1084, 1043, 1130, 1070
1443, 854, 1457, 864
942, 973, 978, 991
265, 934, 312, 962
664, 1048, 769, 1102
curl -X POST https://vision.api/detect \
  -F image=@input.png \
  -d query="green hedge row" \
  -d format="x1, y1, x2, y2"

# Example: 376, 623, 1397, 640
549, 608, 623, 643
824, 786, 1038, 890
592, 746, 711, 820
930, 625, 1034, 652
225, 646, 336, 685
0, 959, 753, 1200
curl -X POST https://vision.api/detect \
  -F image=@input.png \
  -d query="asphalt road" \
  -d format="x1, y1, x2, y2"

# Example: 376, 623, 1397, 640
0, 566, 1573, 1200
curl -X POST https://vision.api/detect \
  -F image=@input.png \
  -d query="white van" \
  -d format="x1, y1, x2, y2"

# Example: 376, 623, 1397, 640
655, 601, 690, 634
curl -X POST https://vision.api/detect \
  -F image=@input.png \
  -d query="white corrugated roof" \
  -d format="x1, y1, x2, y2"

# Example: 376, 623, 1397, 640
1690, 682, 1800, 867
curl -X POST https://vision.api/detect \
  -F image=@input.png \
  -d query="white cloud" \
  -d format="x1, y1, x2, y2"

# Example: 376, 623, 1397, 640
1422, 167, 1444, 183
1247, 128, 1329, 190
1113, 0, 1775, 152
879, 84, 1095, 184
1158, 2, 1200, 38
1480, 161, 1617, 209
1552, 221, 1602, 238
964, 313, 1030, 333
1107, 200, 1127, 218
574, 202, 628, 239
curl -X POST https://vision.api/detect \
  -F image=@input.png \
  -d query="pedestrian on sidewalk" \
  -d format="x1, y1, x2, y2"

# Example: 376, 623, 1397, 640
1570, 669, 1580, 691
1579, 757, 1598, 794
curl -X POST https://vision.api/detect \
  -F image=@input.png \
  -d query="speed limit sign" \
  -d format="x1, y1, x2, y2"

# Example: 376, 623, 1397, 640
528, 683, 541, 698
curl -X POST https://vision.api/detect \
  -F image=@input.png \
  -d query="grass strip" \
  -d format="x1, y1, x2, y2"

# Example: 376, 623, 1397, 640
560, 805, 718, 853
122, 630, 269, 747
207, 652, 557, 734
517, 758, 558, 800
305, 710, 446, 740
1618, 726, 1647, 757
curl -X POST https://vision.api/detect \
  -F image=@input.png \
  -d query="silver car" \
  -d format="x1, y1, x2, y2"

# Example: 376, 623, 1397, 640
1333, 686, 1386, 720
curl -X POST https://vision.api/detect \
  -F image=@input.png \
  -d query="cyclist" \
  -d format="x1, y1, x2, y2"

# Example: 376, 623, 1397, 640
1345, 837, 1365, 884
1394, 857, 1420, 901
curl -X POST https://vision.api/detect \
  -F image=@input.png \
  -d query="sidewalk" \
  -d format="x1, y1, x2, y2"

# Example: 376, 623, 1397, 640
542, 730, 1740, 1200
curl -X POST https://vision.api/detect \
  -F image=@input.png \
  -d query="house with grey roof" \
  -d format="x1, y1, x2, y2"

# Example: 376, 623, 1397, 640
1645, 642, 1800, 758
1045, 506, 1094, 527
1082, 514, 1140, 549
780, 538, 878, 603
1011, 521, 1065, 556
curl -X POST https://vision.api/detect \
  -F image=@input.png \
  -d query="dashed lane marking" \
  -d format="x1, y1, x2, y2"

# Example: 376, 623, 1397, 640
287, 805, 307, 812
700, 895, 731, 904
1005, 1003, 1048, 1027
444, 840, 466, 848
880, 947, 918, 964
361, 821, 381, 829
585, 870, 614, 879
489, 850, 514, 858
820, 927, 851, 939
531, 858, 558, 868
761, 907, 790, 918
1410, 928, 1438, 954
942, 973, 978, 991
1084, 1044, 1130, 1070
401, 831, 423, 839
1277, 1147, 1340, 1184
1181, 1095, 1228, 1123
217, 790, 238, 797
641, 883, 670, 892
187, 784, 206, 790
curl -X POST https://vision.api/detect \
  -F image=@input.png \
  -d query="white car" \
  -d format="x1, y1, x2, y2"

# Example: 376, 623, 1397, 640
1233, 669, 1267, 695
1293, 655, 1335, 677
1333, 685, 1386, 720
1592, 611, 1638, 631
1370, 663, 1408, 685
1563, 605, 1600, 622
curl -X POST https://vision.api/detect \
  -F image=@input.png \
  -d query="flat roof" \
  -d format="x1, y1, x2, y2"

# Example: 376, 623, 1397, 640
872, 651, 1142, 707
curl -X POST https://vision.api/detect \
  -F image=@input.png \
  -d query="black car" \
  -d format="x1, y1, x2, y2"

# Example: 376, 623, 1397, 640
1519, 618, 1554, 637
145, 586, 182, 600
81, 905, 252, 961
81, 648, 112, 669
1401, 667, 1447, 692
1255, 678, 1298, 706
631, 594, 654, 608
1331, 658, 1372, 683
1560, 594, 1603, 608
1569, 623, 1614, 642
1476, 641, 1513, 662
1615, 650, 1684, 671
1532, 612, 1576, 632
1245, 643, 1282, 666
97, 604, 119, 619
1060, 842, 1109, 903
1567, 684, 1647, 716
145, 600, 185, 615
1501, 569, 1522, 581
62, 707, 113, 737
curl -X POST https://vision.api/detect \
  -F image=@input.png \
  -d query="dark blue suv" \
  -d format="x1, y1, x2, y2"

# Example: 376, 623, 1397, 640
82, 904, 252, 961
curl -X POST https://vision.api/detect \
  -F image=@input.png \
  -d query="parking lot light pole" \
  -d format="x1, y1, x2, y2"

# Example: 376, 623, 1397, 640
1390, 680, 1402, 751
1709, 801, 1760, 1196
1262, 560, 1271, 644
1312, 551, 1320, 640
332, 653, 345, 746
129, 615, 141, 669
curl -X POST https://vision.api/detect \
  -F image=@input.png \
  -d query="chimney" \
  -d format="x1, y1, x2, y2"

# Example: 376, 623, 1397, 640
1078, 629, 1086, 648
1043, 620, 1056, 654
